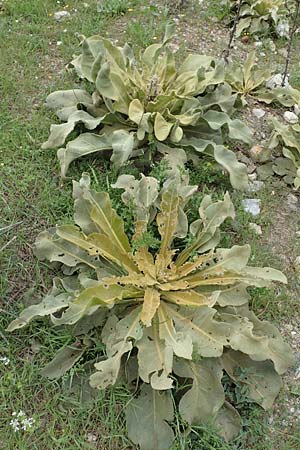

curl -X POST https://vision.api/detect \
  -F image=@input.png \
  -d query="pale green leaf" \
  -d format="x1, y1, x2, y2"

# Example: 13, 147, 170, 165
154, 113, 173, 141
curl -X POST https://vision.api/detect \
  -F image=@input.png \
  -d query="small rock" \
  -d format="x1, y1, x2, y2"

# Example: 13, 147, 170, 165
249, 223, 262, 235
268, 415, 274, 425
287, 193, 298, 211
284, 111, 299, 124
249, 144, 263, 161
294, 256, 300, 272
248, 181, 264, 192
294, 104, 300, 116
276, 20, 290, 38
252, 108, 265, 119
248, 173, 257, 182
242, 199, 261, 216
255, 41, 263, 48
266, 73, 289, 89
54, 10, 71, 21
295, 367, 300, 379
87, 432, 97, 443
260, 51, 266, 57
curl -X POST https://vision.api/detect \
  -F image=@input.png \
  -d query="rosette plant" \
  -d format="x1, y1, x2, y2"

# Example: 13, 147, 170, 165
8, 173, 294, 450
42, 24, 253, 189
258, 116, 300, 188
227, 0, 290, 36
225, 51, 300, 106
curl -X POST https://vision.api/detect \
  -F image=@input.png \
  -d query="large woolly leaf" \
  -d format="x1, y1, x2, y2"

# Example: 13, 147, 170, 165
157, 303, 193, 359
174, 358, 224, 425
137, 325, 173, 390
166, 305, 231, 357
110, 129, 135, 169
90, 307, 142, 389
213, 401, 241, 442
41, 344, 85, 379
45, 89, 93, 110
154, 113, 173, 141
141, 288, 161, 327
42, 111, 104, 150
222, 350, 283, 409
176, 192, 235, 266
7, 281, 69, 331
126, 384, 175, 450
214, 145, 249, 190
58, 133, 112, 178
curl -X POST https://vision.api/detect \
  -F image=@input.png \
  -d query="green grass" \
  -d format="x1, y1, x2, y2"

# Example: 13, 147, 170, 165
1, 0, 300, 448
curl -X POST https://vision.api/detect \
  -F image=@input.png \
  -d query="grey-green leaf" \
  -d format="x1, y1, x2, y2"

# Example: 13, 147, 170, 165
41, 344, 85, 379
58, 133, 112, 178
174, 358, 224, 425
126, 384, 175, 450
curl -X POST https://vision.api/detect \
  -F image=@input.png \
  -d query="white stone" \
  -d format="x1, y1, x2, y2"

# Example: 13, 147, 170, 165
294, 104, 300, 116
249, 223, 262, 235
287, 193, 298, 211
294, 256, 300, 272
284, 111, 299, 124
54, 10, 71, 21
276, 21, 290, 38
242, 199, 261, 216
295, 367, 300, 379
248, 173, 257, 182
252, 108, 265, 119
260, 52, 266, 57
266, 73, 289, 89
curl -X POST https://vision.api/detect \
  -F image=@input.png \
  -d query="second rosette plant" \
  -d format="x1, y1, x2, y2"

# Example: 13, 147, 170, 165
42, 24, 253, 189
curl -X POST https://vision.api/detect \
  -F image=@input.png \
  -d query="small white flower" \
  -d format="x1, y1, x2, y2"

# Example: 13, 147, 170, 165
10, 419, 20, 432
0, 356, 10, 365
21, 417, 35, 430
10, 411, 35, 432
